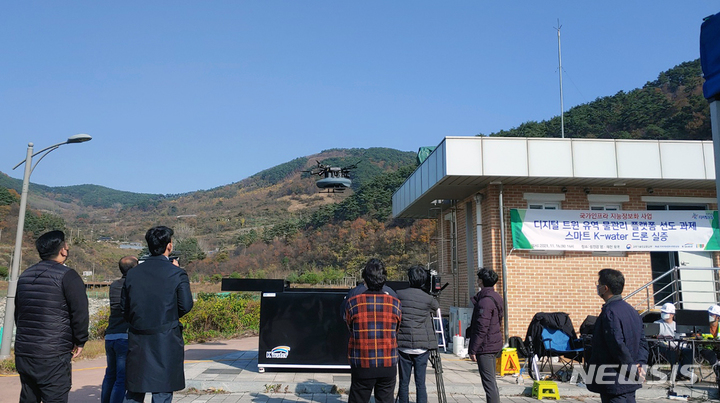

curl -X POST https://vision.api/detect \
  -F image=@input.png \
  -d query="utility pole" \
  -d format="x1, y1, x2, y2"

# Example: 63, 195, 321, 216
555, 19, 565, 139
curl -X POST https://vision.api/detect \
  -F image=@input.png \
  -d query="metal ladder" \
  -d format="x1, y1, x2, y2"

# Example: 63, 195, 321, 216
433, 308, 446, 352
430, 308, 448, 403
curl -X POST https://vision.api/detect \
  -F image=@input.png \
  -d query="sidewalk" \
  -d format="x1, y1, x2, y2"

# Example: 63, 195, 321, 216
180, 337, 720, 401
1, 336, 718, 402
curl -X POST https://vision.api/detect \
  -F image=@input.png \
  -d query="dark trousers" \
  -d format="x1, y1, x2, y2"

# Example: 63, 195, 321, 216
16, 354, 72, 403
123, 391, 173, 403
700, 348, 718, 365
600, 391, 637, 403
101, 338, 128, 403
658, 345, 693, 369
398, 350, 430, 403
476, 353, 500, 403
348, 375, 396, 403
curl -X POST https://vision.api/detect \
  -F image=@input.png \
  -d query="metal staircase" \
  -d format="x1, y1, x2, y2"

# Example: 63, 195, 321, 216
623, 266, 720, 314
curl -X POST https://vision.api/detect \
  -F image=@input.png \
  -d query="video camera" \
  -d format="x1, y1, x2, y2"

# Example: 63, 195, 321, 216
424, 269, 448, 296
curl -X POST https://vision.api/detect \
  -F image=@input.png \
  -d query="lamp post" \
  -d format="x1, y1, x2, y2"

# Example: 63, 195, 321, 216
0, 134, 92, 359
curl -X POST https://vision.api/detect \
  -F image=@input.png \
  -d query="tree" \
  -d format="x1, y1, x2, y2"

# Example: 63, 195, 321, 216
174, 237, 206, 263
0, 187, 19, 206
24, 211, 66, 239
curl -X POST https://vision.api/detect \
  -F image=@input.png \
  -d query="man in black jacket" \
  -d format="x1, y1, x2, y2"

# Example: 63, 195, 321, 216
396, 265, 439, 403
14, 230, 89, 403
101, 255, 137, 403
587, 269, 648, 403
122, 226, 194, 403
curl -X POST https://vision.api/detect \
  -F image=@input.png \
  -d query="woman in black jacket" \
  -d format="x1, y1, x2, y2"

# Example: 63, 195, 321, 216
396, 266, 440, 403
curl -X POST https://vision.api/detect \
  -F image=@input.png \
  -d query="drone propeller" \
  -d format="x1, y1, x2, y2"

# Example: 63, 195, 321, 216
302, 160, 331, 176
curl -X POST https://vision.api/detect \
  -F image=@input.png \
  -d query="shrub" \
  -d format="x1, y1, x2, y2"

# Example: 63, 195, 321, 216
298, 271, 321, 285
89, 306, 110, 340
86, 293, 261, 345
180, 293, 260, 343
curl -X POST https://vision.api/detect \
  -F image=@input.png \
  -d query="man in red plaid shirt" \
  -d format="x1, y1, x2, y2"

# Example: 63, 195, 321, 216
344, 259, 402, 403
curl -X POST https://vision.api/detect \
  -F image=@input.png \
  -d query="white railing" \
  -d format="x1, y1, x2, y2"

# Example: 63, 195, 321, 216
624, 267, 720, 314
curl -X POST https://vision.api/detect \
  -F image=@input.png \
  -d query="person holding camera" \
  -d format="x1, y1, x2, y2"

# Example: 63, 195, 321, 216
121, 226, 194, 403
396, 265, 440, 403
468, 267, 503, 403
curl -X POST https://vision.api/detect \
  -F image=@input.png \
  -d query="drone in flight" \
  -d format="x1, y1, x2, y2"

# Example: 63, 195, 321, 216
303, 161, 358, 193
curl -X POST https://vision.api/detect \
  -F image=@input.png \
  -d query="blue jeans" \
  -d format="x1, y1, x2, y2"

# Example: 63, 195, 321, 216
398, 350, 430, 403
101, 338, 128, 403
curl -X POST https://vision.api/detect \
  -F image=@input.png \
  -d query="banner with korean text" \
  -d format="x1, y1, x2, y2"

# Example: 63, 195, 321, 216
510, 209, 720, 251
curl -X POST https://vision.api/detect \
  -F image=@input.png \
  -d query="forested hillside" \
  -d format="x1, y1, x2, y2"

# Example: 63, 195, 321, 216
0, 173, 167, 210
0, 148, 419, 281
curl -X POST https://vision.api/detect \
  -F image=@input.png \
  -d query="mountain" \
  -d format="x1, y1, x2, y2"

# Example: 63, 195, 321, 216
0, 173, 166, 210
0, 147, 419, 281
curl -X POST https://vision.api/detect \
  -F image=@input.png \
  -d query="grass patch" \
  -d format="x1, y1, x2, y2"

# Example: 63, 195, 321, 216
80, 339, 106, 360
180, 292, 260, 343
0, 353, 15, 374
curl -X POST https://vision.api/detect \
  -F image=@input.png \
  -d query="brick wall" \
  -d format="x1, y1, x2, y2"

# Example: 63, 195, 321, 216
434, 184, 718, 338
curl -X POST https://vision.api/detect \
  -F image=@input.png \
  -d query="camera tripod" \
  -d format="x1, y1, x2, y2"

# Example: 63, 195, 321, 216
429, 348, 447, 403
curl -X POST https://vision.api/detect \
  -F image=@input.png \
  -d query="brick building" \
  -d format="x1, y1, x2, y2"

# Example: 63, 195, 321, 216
392, 136, 720, 339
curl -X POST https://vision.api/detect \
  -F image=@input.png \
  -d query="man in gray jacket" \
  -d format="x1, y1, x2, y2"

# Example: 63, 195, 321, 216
396, 265, 439, 403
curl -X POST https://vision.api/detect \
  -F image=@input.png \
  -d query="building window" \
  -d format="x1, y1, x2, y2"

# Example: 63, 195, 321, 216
589, 204, 625, 256
528, 202, 561, 210
525, 199, 563, 256
589, 204, 621, 211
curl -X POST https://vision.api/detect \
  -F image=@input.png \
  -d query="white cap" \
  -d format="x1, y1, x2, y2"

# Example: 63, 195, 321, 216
660, 303, 676, 314
708, 305, 720, 316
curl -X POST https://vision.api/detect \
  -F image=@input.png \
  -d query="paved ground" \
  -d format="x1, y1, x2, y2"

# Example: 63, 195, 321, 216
1, 336, 719, 402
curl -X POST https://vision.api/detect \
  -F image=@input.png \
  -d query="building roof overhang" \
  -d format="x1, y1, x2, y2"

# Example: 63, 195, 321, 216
392, 137, 717, 218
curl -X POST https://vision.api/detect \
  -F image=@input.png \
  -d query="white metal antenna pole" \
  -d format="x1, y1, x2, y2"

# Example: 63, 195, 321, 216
557, 20, 565, 139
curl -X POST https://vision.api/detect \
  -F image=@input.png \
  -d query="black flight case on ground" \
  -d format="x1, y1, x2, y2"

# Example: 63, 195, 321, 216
222, 278, 351, 372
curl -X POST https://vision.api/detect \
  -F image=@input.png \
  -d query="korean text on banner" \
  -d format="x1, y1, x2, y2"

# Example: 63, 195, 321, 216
510, 209, 720, 252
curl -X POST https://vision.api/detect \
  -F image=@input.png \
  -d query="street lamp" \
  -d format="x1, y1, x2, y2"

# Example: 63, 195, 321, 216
0, 134, 92, 359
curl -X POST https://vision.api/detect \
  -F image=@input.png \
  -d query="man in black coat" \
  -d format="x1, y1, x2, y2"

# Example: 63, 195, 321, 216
122, 226, 194, 403
587, 269, 648, 403
14, 230, 89, 403
396, 265, 439, 403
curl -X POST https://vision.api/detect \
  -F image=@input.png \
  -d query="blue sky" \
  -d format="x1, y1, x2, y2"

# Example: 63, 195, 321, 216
1, 2, 718, 194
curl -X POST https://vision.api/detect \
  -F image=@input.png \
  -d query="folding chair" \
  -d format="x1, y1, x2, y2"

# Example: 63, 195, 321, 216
541, 327, 584, 380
